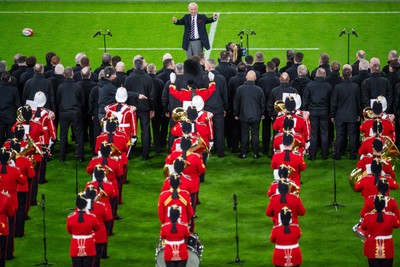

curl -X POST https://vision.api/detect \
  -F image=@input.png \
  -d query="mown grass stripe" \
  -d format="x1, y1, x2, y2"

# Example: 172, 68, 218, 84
1, 11, 400, 14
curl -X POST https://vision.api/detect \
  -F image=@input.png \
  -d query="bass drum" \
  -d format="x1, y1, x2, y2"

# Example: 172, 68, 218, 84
155, 233, 204, 267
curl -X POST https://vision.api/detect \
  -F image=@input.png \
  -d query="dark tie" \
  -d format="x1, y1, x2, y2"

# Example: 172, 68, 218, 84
190, 16, 195, 40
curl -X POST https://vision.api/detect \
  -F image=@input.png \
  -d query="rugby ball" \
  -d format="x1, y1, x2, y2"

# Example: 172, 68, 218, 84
22, 28, 34, 37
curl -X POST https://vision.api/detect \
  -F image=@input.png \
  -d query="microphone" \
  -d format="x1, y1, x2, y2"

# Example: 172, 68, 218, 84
93, 30, 101, 38
250, 29, 256, 35
107, 29, 112, 37
233, 193, 237, 210
41, 194, 45, 211
238, 29, 245, 36
351, 28, 358, 37
339, 28, 346, 37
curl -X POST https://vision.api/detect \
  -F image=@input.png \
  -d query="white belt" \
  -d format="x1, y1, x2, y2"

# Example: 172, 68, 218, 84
375, 235, 392, 240
72, 234, 93, 239
119, 123, 130, 128
43, 126, 48, 130
164, 239, 185, 246
275, 244, 299, 249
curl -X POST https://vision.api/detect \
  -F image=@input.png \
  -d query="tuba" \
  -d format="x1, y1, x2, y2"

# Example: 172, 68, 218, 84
274, 100, 286, 114
363, 107, 374, 120
172, 107, 188, 122
18, 136, 43, 158
382, 136, 400, 170
188, 135, 209, 154
349, 168, 367, 190
16, 107, 26, 123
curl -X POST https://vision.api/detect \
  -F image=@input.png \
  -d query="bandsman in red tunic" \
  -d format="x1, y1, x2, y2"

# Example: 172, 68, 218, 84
0, 189, 14, 267
270, 207, 302, 267
354, 159, 398, 199
266, 179, 305, 226
158, 173, 194, 229
83, 186, 113, 266
160, 207, 191, 267
104, 87, 137, 146
9, 139, 35, 238
271, 133, 306, 187
361, 195, 400, 267
66, 194, 101, 267
358, 120, 387, 157
267, 165, 300, 198
272, 116, 305, 156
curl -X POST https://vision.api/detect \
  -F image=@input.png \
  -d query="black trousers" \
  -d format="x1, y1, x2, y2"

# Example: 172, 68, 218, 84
240, 121, 260, 155
334, 120, 358, 159
30, 163, 41, 206
0, 120, 13, 147
92, 115, 101, 155
59, 111, 84, 160
137, 111, 151, 158
212, 112, 225, 157
261, 115, 272, 155
6, 215, 15, 259
165, 260, 188, 267
368, 258, 393, 267
94, 243, 106, 267
151, 112, 169, 153
309, 116, 329, 160
0, 236, 7, 267
15, 192, 28, 237
72, 256, 94, 267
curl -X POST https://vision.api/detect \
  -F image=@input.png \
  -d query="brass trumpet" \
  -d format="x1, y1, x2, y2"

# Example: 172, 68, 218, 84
363, 107, 374, 120
172, 107, 188, 122
94, 187, 108, 202
274, 100, 286, 114
382, 136, 400, 170
349, 168, 367, 190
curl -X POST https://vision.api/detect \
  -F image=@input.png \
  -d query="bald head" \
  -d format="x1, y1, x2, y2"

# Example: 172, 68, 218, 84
115, 61, 125, 72
246, 71, 256, 81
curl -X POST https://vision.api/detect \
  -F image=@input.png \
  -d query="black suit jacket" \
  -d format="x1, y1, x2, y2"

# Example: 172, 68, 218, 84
175, 14, 215, 50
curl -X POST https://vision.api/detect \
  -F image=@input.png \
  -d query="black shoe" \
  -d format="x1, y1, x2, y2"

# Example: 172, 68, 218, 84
238, 154, 246, 159
114, 215, 123, 220
30, 201, 38, 206
39, 180, 48, 184
253, 154, 259, 159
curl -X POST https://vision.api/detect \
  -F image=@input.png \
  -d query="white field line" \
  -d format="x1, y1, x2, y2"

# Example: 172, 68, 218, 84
204, 13, 220, 60
1, 11, 400, 15
98, 47, 320, 51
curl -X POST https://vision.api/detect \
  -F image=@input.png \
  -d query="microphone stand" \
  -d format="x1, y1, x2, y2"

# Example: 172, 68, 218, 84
238, 28, 256, 55
93, 29, 113, 53
339, 27, 358, 64
35, 194, 54, 266
325, 143, 345, 211
228, 193, 244, 266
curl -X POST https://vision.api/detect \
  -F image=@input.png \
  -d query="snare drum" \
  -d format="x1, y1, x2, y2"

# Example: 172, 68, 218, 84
155, 233, 203, 267
352, 218, 366, 242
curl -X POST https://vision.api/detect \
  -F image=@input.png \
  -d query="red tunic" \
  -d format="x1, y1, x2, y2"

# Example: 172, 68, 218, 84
32, 108, 56, 145
158, 189, 194, 225
12, 121, 45, 163
273, 132, 305, 155
361, 195, 400, 220
169, 82, 216, 103
0, 191, 15, 236
271, 150, 306, 186
358, 136, 385, 157
270, 224, 302, 266
360, 118, 395, 142
356, 154, 395, 180
266, 194, 306, 226
0, 165, 25, 210
361, 211, 400, 259
85, 181, 115, 220
89, 201, 113, 244
14, 156, 35, 192
354, 176, 398, 199
165, 151, 205, 194
160, 222, 191, 261
86, 157, 123, 196
95, 132, 129, 167
171, 121, 211, 148
161, 174, 194, 195
273, 113, 310, 142
66, 210, 101, 257
105, 103, 137, 139
197, 111, 214, 141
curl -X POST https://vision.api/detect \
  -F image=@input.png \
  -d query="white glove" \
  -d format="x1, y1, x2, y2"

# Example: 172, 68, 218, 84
209, 141, 214, 150
305, 141, 310, 150
131, 137, 137, 145
208, 71, 215, 82
170, 72, 176, 83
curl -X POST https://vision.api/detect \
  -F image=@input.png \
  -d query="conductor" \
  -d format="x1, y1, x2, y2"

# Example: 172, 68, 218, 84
173, 2, 218, 58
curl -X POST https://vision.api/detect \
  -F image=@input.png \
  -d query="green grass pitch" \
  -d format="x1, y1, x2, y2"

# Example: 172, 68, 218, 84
1, 1, 400, 266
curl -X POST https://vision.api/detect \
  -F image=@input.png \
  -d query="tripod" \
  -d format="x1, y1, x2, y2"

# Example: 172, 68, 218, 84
339, 27, 358, 64
93, 29, 113, 53
228, 194, 244, 266
35, 194, 54, 266
325, 143, 345, 211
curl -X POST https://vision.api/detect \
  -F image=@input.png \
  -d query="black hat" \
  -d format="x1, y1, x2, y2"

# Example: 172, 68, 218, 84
21, 104, 32, 122
278, 165, 289, 179
184, 59, 202, 88
100, 142, 111, 157
14, 124, 25, 141
76, 194, 87, 210
9, 139, 21, 154
186, 105, 198, 122
0, 148, 10, 174
105, 116, 118, 133
169, 207, 180, 222
280, 207, 292, 229
180, 135, 192, 152
371, 158, 382, 176
285, 95, 296, 113
283, 116, 294, 131
104, 66, 116, 79
372, 100, 383, 116
374, 194, 386, 222
85, 186, 97, 201
181, 121, 192, 134
169, 173, 180, 190
282, 132, 294, 147
373, 139, 383, 153
94, 165, 105, 181
377, 178, 389, 195
372, 119, 383, 135
173, 157, 186, 173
